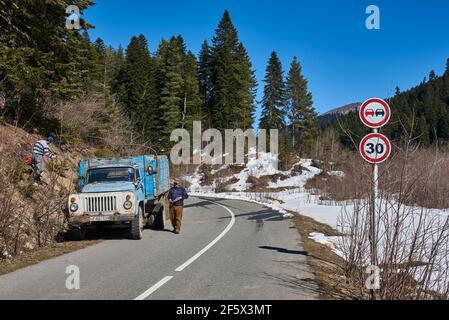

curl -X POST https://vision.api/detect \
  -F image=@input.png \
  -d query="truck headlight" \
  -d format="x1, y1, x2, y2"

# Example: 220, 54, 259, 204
123, 201, 133, 210
69, 203, 79, 212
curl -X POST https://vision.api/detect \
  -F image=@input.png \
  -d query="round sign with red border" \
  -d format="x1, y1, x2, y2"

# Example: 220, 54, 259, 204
359, 98, 391, 129
359, 133, 391, 164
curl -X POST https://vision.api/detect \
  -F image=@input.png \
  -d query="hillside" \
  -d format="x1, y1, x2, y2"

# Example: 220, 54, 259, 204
316, 102, 361, 127
0, 123, 94, 260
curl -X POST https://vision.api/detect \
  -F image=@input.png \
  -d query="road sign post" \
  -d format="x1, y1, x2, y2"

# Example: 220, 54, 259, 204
359, 98, 391, 289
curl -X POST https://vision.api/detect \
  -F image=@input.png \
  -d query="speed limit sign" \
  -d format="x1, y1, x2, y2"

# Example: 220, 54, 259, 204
359, 133, 391, 164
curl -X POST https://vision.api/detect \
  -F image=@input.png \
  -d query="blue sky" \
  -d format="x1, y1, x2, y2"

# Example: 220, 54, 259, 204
84, 0, 449, 123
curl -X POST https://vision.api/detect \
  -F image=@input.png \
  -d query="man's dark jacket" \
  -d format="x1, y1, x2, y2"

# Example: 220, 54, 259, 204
168, 186, 188, 206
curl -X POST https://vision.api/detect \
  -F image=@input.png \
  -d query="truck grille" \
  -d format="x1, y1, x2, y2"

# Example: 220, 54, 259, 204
85, 196, 117, 213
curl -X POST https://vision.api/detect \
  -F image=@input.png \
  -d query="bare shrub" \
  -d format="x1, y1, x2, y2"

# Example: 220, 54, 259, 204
246, 174, 288, 191
0, 157, 72, 261
215, 177, 239, 193
42, 94, 136, 155
335, 134, 449, 299
338, 192, 449, 299
380, 147, 449, 209
305, 152, 370, 202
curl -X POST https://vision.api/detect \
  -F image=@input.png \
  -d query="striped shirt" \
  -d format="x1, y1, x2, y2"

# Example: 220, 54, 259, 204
33, 140, 54, 157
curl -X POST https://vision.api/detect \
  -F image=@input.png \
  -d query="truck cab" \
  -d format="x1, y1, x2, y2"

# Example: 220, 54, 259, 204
66, 155, 170, 240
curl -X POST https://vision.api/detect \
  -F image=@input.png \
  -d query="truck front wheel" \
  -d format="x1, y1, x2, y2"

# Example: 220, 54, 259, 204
130, 206, 144, 240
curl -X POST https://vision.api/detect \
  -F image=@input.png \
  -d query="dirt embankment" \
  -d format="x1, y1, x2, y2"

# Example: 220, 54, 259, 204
0, 123, 95, 267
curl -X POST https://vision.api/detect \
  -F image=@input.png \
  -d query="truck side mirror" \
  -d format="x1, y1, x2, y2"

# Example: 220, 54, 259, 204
147, 166, 157, 174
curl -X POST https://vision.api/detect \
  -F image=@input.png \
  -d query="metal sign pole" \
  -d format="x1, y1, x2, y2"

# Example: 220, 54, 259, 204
371, 128, 378, 269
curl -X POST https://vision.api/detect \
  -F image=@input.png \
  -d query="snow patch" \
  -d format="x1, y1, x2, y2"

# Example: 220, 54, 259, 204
309, 232, 344, 257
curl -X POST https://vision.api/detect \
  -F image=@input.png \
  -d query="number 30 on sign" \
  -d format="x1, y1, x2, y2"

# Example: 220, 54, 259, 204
359, 133, 391, 164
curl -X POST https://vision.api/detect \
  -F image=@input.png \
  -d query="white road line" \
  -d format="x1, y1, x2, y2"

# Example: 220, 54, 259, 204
134, 276, 173, 300
175, 201, 236, 272
134, 200, 235, 300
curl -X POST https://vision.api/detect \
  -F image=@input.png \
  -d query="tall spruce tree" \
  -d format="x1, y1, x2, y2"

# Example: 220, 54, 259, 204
121, 35, 156, 136
286, 56, 317, 152
259, 51, 287, 130
183, 51, 203, 130
198, 40, 212, 128
155, 36, 185, 149
429, 70, 437, 81
233, 43, 257, 130
208, 10, 255, 131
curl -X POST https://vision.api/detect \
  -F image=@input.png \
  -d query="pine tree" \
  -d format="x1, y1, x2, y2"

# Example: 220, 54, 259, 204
94, 38, 106, 57
233, 43, 257, 130
209, 10, 239, 131
259, 51, 287, 130
429, 70, 437, 81
182, 51, 203, 131
198, 40, 212, 127
155, 36, 185, 149
208, 10, 255, 131
286, 56, 317, 152
121, 35, 156, 135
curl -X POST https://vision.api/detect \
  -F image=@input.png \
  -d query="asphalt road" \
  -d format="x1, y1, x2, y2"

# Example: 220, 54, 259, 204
0, 197, 318, 300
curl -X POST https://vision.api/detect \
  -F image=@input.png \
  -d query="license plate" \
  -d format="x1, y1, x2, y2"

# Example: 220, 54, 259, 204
90, 215, 112, 222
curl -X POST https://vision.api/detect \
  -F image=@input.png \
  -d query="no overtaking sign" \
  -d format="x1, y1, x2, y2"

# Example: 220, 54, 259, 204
359, 98, 391, 129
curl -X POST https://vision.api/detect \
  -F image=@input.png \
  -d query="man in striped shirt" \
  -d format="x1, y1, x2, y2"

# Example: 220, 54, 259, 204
32, 136, 56, 182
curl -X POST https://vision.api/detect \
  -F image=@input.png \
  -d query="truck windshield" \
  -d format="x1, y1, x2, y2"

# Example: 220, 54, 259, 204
87, 167, 135, 184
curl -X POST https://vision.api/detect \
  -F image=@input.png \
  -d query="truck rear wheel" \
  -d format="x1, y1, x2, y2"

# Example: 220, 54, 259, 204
131, 206, 144, 240
155, 197, 170, 230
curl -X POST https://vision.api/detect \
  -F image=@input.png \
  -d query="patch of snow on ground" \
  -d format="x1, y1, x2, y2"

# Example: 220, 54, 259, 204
328, 170, 345, 178
309, 232, 344, 257
228, 151, 280, 191
268, 159, 320, 189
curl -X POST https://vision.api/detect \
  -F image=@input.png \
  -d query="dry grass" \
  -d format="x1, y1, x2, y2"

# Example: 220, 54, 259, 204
293, 213, 353, 299
0, 240, 101, 276
246, 174, 287, 191
215, 177, 239, 193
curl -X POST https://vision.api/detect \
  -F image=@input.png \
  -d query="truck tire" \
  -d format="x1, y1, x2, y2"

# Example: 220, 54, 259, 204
146, 213, 155, 229
67, 227, 86, 241
154, 199, 169, 230
131, 206, 144, 240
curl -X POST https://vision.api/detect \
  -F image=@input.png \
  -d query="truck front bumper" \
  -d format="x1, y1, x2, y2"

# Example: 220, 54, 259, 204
68, 213, 135, 225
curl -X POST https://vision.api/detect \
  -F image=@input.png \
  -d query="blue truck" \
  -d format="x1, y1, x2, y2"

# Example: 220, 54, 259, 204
66, 155, 170, 240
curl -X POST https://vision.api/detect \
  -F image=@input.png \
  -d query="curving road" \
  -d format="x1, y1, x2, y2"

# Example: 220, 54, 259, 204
0, 197, 318, 300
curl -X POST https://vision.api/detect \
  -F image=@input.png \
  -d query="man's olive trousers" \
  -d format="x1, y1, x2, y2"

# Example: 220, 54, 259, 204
170, 205, 184, 232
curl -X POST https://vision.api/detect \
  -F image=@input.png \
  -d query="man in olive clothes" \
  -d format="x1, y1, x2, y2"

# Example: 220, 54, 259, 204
168, 180, 189, 234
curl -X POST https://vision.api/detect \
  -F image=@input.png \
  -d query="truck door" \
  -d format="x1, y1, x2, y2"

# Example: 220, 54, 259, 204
143, 158, 157, 199
77, 160, 87, 192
